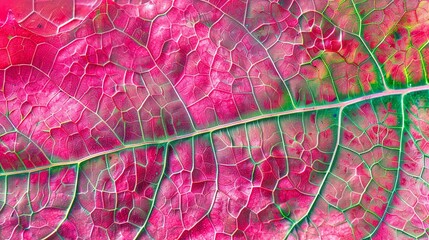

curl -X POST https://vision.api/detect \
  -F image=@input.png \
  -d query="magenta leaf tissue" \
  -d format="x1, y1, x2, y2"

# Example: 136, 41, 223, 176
1, 0, 429, 239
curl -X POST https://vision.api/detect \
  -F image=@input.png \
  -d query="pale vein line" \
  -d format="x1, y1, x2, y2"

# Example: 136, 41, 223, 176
2, 84, 429, 176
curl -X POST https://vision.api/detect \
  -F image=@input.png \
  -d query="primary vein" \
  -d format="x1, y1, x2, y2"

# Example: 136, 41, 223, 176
2, 84, 429, 176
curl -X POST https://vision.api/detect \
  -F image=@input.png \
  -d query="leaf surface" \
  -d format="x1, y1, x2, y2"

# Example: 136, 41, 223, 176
1, 0, 429, 239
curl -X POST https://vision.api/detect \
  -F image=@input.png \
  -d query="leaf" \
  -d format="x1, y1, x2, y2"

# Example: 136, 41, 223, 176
0, 0, 429, 239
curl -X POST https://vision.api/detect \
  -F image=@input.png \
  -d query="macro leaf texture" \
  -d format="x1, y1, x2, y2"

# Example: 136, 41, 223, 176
1, 0, 429, 239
